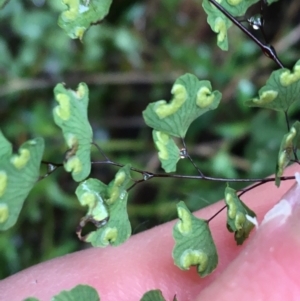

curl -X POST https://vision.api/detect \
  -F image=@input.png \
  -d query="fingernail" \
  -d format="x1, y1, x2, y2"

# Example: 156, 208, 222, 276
260, 172, 300, 228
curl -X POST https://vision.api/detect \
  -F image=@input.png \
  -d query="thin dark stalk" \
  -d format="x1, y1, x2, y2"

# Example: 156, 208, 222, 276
91, 141, 110, 161
207, 205, 227, 223
208, 0, 284, 68
127, 178, 146, 191
92, 160, 295, 183
181, 138, 205, 177
284, 111, 291, 132
238, 180, 265, 198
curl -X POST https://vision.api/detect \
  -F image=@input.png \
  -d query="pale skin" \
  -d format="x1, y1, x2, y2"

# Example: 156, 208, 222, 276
1, 164, 300, 301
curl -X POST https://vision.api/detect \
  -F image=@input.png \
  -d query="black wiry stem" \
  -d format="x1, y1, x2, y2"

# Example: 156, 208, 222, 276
238, 180, 265, 198
208, 0, 284, 68
39, 156, 295, 185
181, 137, 205, 177
207, 205, 227, 223
88, 140, 296, 190
284, 110, 291, 132
91, 159, 295, 184
91, 141, 110, 161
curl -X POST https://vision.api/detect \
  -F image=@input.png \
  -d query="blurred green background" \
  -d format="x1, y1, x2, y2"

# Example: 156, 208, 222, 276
0, 0, 300, 279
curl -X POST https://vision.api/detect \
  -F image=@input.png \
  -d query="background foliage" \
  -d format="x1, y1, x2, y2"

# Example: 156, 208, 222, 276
0, 0, 300, 279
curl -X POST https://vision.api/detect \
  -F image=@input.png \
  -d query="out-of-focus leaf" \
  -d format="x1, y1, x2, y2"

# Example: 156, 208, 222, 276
213, 121, 249, 139
0, 0, 9, 9
202, 0, 260, 50
202, 0, 232, 51
211, 150, 237, 178
58, 0, 112, 40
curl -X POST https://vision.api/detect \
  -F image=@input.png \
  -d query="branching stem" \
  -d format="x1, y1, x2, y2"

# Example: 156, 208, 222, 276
92, 159, 295, 184
41, 157, 295, 186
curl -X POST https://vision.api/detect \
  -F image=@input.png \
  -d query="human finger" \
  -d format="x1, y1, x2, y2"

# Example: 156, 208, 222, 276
0, 164, 298, 301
